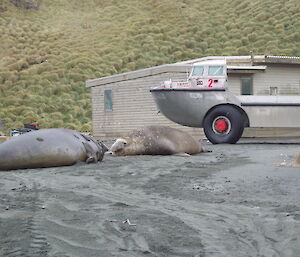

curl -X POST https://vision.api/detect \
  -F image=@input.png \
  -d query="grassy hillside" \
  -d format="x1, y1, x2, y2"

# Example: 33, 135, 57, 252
0, 0, 299, 133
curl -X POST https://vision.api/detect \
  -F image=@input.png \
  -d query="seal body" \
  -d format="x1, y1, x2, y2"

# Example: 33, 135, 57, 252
0, 128, 107, 170
0, 136, 10, 142
109, 125, 204, 156
278, 152, 300, 167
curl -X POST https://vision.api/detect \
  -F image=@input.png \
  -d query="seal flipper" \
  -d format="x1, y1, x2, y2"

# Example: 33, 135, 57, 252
173, 152, 191, 157
82, 142, 98, 163
98, 141, 109, 152
81, 133, 92, 141
86, 156, 96, 164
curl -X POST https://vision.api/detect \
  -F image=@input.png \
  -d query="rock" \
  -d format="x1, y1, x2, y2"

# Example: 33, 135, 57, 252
10, 0, 38, 10
0, 4, 8, 12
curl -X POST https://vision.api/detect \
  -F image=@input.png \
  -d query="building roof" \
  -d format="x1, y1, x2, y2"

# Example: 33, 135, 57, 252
86, 55, 300, 87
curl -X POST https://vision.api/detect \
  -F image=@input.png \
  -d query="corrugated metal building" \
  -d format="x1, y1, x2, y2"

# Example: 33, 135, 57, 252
86, 55, 300, 140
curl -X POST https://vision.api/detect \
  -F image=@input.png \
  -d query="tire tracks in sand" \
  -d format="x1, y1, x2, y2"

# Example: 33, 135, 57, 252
0, 174, 50, 257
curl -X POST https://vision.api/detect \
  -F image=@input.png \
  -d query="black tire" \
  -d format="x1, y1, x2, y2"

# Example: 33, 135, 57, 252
203, 105, 244, 144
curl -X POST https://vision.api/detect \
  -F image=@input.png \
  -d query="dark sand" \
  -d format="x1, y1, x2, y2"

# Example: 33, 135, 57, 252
0, 139, 299, 257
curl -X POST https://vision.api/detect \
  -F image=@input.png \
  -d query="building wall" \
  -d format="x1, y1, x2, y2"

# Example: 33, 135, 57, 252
227, 74, 242, 95
91, 72, 204, 140
253, 64, 300, 95
228, 64, 300, 96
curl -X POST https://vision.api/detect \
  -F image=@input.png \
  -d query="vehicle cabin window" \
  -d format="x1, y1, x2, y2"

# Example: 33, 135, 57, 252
191, 66, 204, 76
208, 66, 224, 76
104, 89, 113, 110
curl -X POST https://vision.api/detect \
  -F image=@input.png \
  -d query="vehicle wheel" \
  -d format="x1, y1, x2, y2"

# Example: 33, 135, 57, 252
203, 105, 244, 144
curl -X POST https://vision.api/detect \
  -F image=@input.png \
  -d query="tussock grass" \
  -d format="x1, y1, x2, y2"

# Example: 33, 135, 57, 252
0, 0, 299, 133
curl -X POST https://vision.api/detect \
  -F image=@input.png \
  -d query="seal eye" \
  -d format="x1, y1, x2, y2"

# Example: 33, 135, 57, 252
36, 137, 44, 142
123, 142, 127, 145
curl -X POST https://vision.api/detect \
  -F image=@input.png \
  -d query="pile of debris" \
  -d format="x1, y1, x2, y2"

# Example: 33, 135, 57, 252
10, 123, 39, 137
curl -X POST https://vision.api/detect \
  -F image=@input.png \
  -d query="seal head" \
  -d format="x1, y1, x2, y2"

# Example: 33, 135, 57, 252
108, 137, 144, 156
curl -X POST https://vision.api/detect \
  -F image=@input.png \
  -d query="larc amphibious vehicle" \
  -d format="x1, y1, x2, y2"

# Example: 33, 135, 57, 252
150, 60, 300, 144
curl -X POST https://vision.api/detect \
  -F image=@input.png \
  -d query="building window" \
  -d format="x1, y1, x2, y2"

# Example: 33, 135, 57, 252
270, 87, 278, 95
241, 77, 253, 95
104, 89, 113, 110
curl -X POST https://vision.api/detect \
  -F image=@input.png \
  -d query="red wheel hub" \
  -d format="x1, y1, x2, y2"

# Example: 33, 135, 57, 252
215, 119, 228, 132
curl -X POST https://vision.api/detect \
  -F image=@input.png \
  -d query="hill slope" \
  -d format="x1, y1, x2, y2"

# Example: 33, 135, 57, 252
0, 0, 299, 133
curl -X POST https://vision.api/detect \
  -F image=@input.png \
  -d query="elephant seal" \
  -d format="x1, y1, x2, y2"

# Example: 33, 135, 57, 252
278, 152, 300, 167
108, 125, 205, 156
0, 136, 10, 142
294, 153, 300, 167
0, 128, 108, 171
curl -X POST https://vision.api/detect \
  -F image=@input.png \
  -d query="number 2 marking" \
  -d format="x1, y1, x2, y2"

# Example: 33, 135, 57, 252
208, 79, 213, 87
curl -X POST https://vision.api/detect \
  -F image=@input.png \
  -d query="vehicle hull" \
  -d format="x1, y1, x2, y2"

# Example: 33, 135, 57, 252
150, 88, 241, 127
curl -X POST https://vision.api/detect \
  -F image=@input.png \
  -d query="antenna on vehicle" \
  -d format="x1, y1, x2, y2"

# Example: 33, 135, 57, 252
249, 50, 254, 66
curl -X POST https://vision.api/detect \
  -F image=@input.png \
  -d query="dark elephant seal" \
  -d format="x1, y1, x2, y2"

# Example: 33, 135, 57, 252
0, 128, 108, 171
108, 125, 205, 156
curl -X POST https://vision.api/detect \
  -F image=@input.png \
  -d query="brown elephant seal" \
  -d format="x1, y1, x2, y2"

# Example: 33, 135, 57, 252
0, 128, 108, 171
278, 152, 300, 167
294, 153, 300, 167
0, 136, 10, 142
108, 125, 205, 156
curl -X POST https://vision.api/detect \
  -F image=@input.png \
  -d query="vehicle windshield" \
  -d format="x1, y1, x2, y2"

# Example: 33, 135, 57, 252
208, 66, 224, 76
191, 66, 204, 76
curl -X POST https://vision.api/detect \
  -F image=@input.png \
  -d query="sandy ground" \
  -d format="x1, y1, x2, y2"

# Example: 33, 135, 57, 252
0, 139, 300, 257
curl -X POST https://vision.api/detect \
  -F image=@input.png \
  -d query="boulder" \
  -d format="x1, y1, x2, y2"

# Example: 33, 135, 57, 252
10, 0, 38, 10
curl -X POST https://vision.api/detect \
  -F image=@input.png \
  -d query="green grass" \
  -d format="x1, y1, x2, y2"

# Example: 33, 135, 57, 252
0, 0, 299, 133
